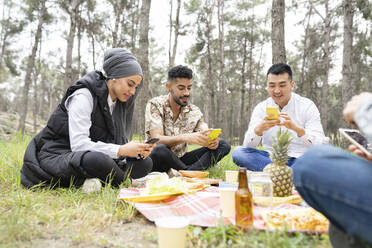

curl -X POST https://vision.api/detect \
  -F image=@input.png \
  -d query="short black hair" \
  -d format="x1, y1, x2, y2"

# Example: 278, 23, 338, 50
267, 63, 292, 81
168, 65, 193, 82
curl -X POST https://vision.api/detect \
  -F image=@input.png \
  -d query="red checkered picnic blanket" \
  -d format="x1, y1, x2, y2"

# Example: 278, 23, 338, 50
119, 186, 313, 230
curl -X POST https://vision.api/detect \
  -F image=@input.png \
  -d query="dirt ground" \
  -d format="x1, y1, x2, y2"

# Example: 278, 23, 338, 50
28, 219, 157, 248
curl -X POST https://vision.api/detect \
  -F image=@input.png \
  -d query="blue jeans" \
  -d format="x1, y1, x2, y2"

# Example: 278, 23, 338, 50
232, 146, 296, 171
293, 145, 372, 245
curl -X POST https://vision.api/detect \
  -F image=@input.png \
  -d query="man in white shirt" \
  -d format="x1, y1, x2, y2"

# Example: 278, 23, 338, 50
232, 63, 326, 171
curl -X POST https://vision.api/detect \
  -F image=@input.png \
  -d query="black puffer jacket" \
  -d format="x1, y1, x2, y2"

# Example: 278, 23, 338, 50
20, 71, 118, 188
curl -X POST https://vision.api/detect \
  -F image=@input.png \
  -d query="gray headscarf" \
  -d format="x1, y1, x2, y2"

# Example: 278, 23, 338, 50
103, 48, 143, 145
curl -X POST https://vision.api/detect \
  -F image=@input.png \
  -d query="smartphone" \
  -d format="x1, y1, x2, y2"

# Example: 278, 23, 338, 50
266, 106, 279, 120
339, 128, 372, 157
145, 137, 160, 144
208, 129, 222, 144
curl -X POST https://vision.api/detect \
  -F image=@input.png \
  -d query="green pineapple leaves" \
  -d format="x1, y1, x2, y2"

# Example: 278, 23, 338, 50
270, 129, 293, 166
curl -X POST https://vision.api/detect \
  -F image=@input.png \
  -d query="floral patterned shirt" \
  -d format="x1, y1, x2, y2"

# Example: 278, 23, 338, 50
145, 94, 209, 157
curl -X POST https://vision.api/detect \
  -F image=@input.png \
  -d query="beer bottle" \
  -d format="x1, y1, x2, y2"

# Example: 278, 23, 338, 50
235, 167, 253, 226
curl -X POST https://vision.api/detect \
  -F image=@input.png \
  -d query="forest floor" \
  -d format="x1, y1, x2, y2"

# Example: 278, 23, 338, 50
0, 113, 331, 248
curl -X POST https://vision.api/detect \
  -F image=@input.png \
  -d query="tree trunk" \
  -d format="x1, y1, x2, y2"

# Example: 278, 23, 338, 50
168, 0, 173, 68
300, 5, 312, 97
217, 0, 224, 128
170, 0, 181, 68
77, 6, 82, 77
271, 0, 286, 64
247, 14, 255, 126
64, 0, 85, 90
131, 0, 140, 53
0, 4, 6, 67
320, 1, 330, 132
33, 38, 42, 133
342, 0, 354, 104
86, 6, 96, 69
18, 0, 47, 134
112, 0, 124, 47
206, 4, 215, 127
137, 0, 152, 136
239, 35, 248, 144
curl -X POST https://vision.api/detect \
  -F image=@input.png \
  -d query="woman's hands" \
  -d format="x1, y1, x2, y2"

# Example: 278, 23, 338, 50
118, 141, 155, 158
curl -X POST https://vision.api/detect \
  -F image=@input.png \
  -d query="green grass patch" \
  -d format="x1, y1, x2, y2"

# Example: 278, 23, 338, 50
0, 136, 330, 247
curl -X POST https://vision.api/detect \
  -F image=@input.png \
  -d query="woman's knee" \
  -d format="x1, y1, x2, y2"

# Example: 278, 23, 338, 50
81, 152, 114, 170
151, 144, 172, 158
142, 157, 153, 174
130, 157, 153, 179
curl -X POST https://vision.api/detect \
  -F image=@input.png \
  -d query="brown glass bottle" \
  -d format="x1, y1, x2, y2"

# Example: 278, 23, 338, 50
235, 167, 253, 226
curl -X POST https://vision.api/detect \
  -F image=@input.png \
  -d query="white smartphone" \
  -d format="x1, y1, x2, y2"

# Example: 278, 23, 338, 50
339, 128, 372, 157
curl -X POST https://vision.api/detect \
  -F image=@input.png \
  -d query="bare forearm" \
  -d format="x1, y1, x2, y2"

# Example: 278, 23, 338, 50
150, 133, 186, 147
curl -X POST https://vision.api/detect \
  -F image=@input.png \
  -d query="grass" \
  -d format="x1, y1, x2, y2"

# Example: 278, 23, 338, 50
0, 136, 331, 247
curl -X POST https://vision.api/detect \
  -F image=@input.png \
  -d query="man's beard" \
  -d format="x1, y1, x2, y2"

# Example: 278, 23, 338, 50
171, 91, 189, 106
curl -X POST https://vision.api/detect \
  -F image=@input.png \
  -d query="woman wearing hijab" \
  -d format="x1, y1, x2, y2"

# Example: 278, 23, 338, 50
20, 48, 153, 189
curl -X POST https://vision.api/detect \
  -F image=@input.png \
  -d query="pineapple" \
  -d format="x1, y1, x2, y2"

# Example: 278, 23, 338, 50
263, 129, 293, 197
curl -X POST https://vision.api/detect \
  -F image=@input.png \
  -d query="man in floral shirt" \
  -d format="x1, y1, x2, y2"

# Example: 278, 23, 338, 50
145, 65, 231, 172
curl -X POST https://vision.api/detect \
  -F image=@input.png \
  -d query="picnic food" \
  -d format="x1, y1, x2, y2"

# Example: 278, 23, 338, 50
253, 195, 303, 206
261, 207, 329, 232
181, 176, 221, 185
143, 174, 188, 195
264, 129, 293, 197
235, 168, 253, 226
179, 170, 209, 178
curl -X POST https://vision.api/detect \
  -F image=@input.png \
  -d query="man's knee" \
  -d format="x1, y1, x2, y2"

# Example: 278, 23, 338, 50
232, 146, 247, 164
218, 139, 231, 155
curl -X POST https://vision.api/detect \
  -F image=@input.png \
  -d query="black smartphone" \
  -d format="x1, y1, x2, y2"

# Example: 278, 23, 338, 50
339, 128, 372, 157
145, 137, 160, 144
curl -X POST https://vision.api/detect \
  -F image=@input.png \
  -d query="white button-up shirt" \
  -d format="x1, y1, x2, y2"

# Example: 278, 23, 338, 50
65, 88, 120, 159
243, 92, 326, 158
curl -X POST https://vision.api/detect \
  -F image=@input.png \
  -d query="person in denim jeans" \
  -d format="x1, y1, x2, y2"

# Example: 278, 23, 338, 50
293, 92, 372, 247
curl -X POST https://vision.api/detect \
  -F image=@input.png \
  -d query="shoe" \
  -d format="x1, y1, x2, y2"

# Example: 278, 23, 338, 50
82, 178, 102, 194
329, 223, 368, 248
167, 168, 181, 178
131, 177, 146, 187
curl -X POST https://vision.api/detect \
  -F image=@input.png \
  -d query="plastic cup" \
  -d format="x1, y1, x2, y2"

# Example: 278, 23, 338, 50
219, 187, 237, 218
225, 170, 239, 185
248, 172, 273, 207
155, 217, 189, 248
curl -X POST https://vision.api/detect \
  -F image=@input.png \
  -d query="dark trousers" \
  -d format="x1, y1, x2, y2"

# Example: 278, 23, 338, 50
149, 139, 231, 172
80, 151, 153, 187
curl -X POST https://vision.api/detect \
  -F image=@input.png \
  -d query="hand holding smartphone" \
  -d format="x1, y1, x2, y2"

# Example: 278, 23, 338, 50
339, 128, 372, 157
145, 137, 160, 144
266, 106, 279, 120
207, 129, 222, 144
137, 138, 159, 159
